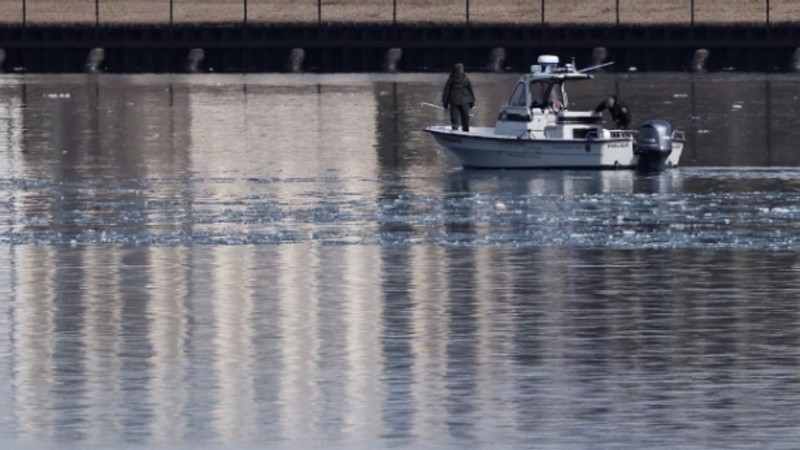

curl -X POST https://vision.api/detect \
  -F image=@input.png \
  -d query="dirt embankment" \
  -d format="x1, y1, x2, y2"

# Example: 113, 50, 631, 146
0, 0, 795, 25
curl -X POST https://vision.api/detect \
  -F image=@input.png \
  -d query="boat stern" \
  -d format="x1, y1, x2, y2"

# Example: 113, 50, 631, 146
635, 120, 684, 171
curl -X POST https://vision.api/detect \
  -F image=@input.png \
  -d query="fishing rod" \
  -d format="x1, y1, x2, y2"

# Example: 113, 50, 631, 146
420, 102, 444, 110
421, 102, 475, 116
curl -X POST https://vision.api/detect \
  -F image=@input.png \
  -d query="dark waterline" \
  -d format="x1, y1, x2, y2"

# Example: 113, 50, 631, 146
2, 23, 798, 73
0, 73, 799, 448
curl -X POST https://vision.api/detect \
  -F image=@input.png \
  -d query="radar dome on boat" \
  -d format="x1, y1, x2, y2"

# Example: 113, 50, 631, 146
531, 55, 560, 73
537, 55, 559, 66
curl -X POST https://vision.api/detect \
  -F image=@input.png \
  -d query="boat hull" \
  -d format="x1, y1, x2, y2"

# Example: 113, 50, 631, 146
426, 126, 683, 169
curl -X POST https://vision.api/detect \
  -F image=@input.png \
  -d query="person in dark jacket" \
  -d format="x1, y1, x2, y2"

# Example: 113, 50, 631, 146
442, 63, 476, 132
594, 95, 632, 129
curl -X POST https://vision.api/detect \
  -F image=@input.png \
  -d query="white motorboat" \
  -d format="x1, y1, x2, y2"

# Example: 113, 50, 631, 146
426, 55, 684, 171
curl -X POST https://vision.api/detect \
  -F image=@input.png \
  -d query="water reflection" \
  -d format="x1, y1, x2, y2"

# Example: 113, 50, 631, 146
147, 247, 189, 444
2, 73, 800, 177
0, 74, 800, 447
1, 75, 800, 250
448, 169, 680, 196
3, 73, 800, 178
2, 244, 800, 447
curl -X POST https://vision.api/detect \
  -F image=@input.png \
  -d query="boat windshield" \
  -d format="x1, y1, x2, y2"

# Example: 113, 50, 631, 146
529, 81, 566, 110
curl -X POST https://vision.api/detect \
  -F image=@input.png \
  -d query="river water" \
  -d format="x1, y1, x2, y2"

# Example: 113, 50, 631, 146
0, 73, 799, 449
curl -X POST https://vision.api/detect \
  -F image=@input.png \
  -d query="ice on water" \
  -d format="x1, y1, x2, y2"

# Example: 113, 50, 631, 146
1, 169, 799, 250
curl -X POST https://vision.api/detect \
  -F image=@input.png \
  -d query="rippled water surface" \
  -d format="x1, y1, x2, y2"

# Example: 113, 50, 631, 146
1, 73, 799, 448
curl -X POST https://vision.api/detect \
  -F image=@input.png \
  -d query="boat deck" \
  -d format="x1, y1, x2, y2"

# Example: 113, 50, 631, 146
426, 125, 635, 143
427, 125, 497, 137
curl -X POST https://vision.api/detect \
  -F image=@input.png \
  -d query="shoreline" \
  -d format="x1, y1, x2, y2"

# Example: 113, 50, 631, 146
0, 0, 798, 26
0, 20, 796, 27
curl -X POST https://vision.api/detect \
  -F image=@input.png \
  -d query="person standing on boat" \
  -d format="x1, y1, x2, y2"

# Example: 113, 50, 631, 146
442, 63, 475, 132
594, 95, 632, 129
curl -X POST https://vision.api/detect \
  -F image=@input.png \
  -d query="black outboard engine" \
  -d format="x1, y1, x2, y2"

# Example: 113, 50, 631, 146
636, 120, 673, 172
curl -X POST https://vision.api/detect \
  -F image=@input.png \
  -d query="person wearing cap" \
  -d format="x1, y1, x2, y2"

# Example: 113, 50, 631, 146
442, 63, 476, 132
594, 95, 632, 129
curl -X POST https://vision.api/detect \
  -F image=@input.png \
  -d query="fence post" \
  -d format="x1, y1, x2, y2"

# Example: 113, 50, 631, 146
95, 0, 99, 28
616, 0, 619, 26
690, 0, 694, 27
541, 0, 545, 26
243, 0, 248, 72
169, 0, 173, 27
22, 0, 26, 27
766, 0, 770, 33
392, 0, 397, 41
466, 0, 469, 26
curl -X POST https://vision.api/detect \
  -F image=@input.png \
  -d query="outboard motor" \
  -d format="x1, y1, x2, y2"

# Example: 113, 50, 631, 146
636, 120, 673, 172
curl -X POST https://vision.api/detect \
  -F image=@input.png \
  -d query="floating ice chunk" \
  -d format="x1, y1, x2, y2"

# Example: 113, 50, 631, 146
732, 104, 743, 110
628, 67, 638, 72
673, 93, 688, 98
698, 129, 710, 134
495, 201, 507, 211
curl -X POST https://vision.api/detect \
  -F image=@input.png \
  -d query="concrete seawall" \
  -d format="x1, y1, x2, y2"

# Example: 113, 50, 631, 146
1, 23, 799, 73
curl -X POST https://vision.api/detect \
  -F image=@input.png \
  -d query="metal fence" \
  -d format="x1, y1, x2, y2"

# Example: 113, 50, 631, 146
0, 0, 793, 28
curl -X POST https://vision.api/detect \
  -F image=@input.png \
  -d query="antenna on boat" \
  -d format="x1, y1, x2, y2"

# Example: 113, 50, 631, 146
578, 61, 615, 73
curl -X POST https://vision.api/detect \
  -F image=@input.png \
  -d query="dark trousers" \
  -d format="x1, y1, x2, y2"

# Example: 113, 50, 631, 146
449, 104, 470, 132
